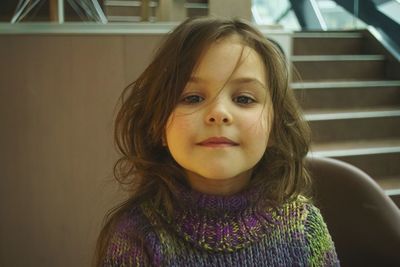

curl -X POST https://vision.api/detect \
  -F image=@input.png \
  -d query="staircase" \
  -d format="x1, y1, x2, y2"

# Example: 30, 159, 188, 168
291, 31, 400, 208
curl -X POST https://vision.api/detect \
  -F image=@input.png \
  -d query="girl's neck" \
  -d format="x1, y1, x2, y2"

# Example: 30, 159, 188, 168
184, 169, 252, 196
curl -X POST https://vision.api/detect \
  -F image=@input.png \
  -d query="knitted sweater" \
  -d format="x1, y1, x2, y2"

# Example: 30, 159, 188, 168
103, 184, 340, 266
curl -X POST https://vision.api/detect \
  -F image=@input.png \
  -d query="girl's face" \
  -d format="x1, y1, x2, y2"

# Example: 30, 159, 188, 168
165, 36, 273, 195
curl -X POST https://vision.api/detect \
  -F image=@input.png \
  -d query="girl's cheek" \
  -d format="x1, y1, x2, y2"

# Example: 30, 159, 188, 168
244, 109, 271, 130
168, 112, 198, 131
261, 112, 273, 132
243, 111, 273, 146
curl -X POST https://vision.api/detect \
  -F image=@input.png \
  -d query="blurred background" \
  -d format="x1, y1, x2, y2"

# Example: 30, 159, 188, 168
0, 0, 399, 266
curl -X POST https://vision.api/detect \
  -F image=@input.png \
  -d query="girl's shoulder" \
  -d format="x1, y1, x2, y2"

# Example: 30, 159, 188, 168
110, 198, 161, 243
279, 196, 340, 265
103, 200, 157, 266
276, 195, 327, 227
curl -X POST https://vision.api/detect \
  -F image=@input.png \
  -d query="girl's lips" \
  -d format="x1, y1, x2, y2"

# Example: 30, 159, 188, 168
197, 137, 239, 147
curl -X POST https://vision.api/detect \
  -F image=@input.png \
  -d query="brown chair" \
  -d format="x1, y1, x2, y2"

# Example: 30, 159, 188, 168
307, 156, 400, 267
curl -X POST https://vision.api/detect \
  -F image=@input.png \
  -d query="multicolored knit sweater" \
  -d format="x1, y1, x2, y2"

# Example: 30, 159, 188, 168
103, 183, 340, 266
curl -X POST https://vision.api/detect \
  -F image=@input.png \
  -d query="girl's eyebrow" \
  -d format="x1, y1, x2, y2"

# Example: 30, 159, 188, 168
188, 76, 206, 83
188, 76, 266, 89
228, 77, 266, 89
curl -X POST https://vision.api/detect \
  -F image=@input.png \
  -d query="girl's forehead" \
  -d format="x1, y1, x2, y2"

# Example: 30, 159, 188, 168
191, 37, 267, 86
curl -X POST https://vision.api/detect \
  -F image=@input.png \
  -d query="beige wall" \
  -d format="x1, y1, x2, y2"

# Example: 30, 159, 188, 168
0, 34, 162, 267
209, 0, 252, 21
0, 29, 290, 266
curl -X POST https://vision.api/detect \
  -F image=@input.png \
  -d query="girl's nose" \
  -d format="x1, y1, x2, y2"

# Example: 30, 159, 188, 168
205, 100, 233, 125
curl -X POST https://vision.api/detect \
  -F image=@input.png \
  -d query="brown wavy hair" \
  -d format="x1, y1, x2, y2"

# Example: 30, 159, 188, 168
93, 17, 311, 265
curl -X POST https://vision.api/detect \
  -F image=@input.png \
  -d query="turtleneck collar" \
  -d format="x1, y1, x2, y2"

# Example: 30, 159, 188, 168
157, 182, 283, 252
174, 182, 265, 214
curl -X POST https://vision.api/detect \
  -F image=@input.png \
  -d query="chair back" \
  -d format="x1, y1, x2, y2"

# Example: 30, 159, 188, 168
307, 156, 400, 267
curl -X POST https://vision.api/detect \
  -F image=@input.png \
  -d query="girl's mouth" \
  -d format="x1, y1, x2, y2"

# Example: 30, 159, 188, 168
197, 137, 239, 147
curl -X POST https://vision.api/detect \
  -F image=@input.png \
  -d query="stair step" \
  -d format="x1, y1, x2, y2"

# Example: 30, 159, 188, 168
293, 80, 400, 110
104, 0, 158, 7
105, 0, 142, 7
378, 176, 400, 191
375, 177, 400, 208
311, 139, 400, 156
310, 140, 400, 178
305, 109, 400, 121
292, 55, 385, 81
306, 109, 400, 143
292, 55, 385, 61
104, 1, 157, 19
382, 179, 400, 208
292, 80, 400, 89
294, 32, 363, 38
293, 32, 364, 55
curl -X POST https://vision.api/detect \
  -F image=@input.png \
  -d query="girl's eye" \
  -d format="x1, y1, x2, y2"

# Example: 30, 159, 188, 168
233, 95, 255, 105
181, 95, 204, 104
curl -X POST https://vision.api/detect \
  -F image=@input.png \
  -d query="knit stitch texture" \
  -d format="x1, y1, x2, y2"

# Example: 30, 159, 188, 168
103, 183, 340, 266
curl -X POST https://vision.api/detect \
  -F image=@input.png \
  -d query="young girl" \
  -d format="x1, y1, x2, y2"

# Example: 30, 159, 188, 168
94, 17, 340, 266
